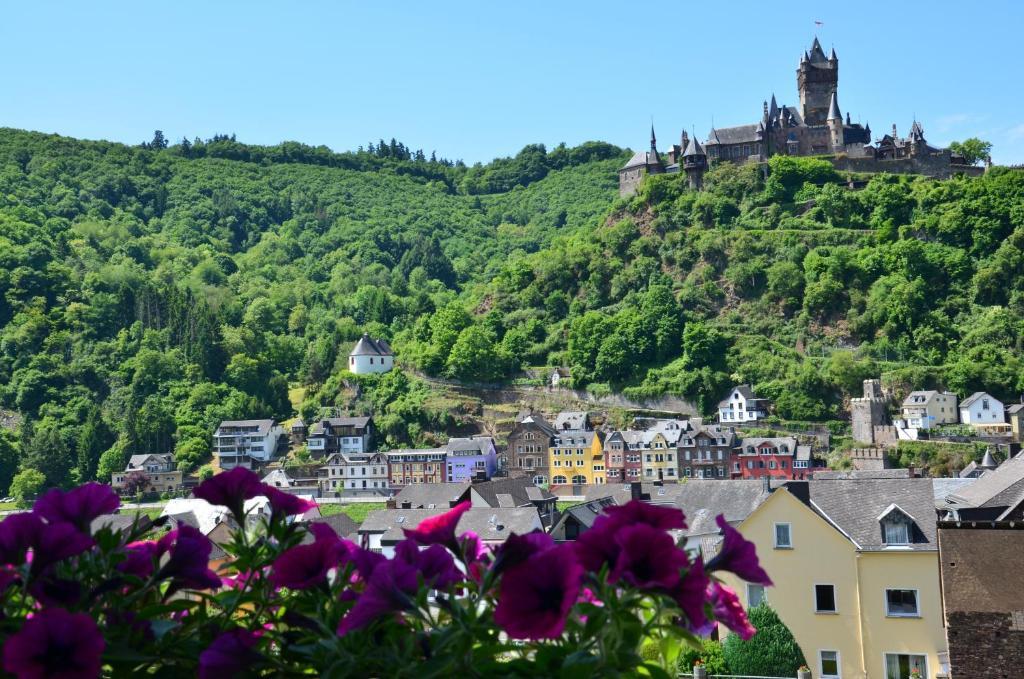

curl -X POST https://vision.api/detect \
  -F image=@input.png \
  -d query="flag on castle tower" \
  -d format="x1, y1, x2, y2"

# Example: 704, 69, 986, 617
814, 20, 824, 26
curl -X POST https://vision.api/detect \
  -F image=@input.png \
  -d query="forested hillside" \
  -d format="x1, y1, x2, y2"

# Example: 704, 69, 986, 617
1, 126, 1022, 494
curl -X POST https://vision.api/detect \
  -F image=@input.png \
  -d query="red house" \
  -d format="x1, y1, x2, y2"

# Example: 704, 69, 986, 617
731, 437, 816, 480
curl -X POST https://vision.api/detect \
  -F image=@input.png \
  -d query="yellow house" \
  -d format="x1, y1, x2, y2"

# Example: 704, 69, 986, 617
550, 430, 606, 486
717, 478, 947, 679
642, 429, 680, 483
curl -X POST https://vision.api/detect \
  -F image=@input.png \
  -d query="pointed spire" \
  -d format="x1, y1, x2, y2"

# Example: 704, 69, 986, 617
683, 135, 705, 158
650, 123, 657, 152
846, 112, 852, 126
829, 46, 838, 61
808, 36, 827, 63
980, 448, 998, 469
827, 92, 842, 122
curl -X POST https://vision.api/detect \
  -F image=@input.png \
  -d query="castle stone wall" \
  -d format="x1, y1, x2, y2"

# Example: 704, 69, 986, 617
831, 152, 984, 180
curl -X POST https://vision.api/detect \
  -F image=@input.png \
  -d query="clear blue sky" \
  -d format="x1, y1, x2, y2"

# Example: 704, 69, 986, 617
3, 1, 1022, 164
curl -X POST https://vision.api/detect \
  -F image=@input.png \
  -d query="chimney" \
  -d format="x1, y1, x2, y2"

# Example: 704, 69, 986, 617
630, 482, 642, 501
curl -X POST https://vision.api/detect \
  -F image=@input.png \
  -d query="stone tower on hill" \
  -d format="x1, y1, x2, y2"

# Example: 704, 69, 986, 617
851, 378, 891, 445
798, 38, 839, 126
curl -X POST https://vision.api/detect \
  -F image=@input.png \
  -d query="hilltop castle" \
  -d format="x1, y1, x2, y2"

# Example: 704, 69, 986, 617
619, 38, 983, 196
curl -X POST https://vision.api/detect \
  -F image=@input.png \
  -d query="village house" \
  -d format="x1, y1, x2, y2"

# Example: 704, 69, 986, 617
639, 419, 687, 483
958, 391, 1005, 426
901, 390, 958, 430
320, 451, 390, 496
348, 334, 393, 375
111, 453, 183, 495
603, 430, 644, 483
732, 437, 816, 480
717, 478, 948, 679
444, 436, 498, 482
1007, 403, 1024, 442
261, 467, 320, 496
390, 476, 557, 526
550, 429, 606, 487
386, 447, 447, 487
678, 423, 736, 480
356, 507, 542, 557
940, 451, 1024, 521
552, 411, 592, 431
212, 419, 285, 470
305, 416, 374, 459
549, 496, 618, 541
506, 412, 558, 485
717, 385, 771, 424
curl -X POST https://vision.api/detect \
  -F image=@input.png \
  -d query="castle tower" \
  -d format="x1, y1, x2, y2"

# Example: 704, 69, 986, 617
797, 38, 838, 126
681, 135, 707, 190
827, 91, 844, 152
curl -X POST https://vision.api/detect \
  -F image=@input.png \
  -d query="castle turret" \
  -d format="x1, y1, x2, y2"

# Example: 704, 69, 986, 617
797, 37, 838, 125
682, 135, 707, 191
827, 92, 844, 151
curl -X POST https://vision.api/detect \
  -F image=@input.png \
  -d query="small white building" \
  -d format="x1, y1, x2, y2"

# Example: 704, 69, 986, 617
212, 419, 285, 469
901, 390, 958, 430
348, 334, 394, 375
321, 451, 390, 495
959, 392, 1005, 426
717, 385, 771, 423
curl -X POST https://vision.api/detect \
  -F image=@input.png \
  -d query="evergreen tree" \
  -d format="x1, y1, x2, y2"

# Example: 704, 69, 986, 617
151, 130, 168, 150
722, 603, 807, 677
76, 407, 112, 483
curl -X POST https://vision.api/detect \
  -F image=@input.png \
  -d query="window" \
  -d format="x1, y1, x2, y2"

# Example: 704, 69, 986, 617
885, 589, 919, 617
884, 654, 926, 679
883, 520, 910, 545
815, 584, 837, 613
532, 475, 546, 485
552, 475, 567, 484
684, 467, 691, 477
571, 475, 586, 485
747, 584, 766, 608
819, 650, 840, 678
774, 523, 792, 548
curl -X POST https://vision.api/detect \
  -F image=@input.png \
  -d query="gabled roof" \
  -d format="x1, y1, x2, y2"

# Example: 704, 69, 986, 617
718, 384, 759, 408
308, 417, 372, 436
902, 390, 953, 407
470, 476, 555, 508
553, 411, 589, 431
960, 392, 997, 410
392, 482, 470, 509
512, 414, 558, 438
305, 513, 359, 541
553, 429, 599, 448
360, 507, 542, 544
705, 124, 760, 146
550, 497, 618, 535
216, 419, 276, 435
620, 150, 662, 171
350, 334, 392, 357
445, 436, 495, 454
90, 513, 146, 535
946, 455, 1024, 512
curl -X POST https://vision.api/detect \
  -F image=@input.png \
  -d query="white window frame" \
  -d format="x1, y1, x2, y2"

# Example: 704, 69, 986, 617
814, 583, 837, 614
882, 652, 928, 679
819, 650, 841, 678
773, 522, 792, 549
884, 588, 920, 618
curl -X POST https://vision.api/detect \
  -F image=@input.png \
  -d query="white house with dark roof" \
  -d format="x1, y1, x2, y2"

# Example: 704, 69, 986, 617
958, 391, 1004, 426
901, 390, 958, 430
212, 419, 285, 469
348, 334, 393, 374
717, 385, 770, 423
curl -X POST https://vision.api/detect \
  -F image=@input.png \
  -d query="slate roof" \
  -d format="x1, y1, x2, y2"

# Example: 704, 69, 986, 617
944, 455, 1024, 515
553, 411, 589, 431
446, 436, 495, 454
717, 384, 763, 408
350, 334, 392, 357
706, 124, 761, 146
828, 92, 842, 121
1007, 404, 1024, 414
736, 437, 798, 455
162, 498, 231, 535
620, 150, 660, 170
392, 482, 471, 509
470, 476, 555, 508
682, 136, 705, 157
553, 429, 599, 448
959, 392, 995, 410
513, 414, 558, 438
933, 477, 976, 507
303, 513, 360, 542
90, 513, 146, 535
804, 478, 937, 551
308, 417, 372, 436
216, 419, 276, 435
814, 469, 915, 480
126, 453, 173, 470
550, 497, 618, 536
360, 507, 542, 544
902, 390, 950, 407
980, 449, 999, 469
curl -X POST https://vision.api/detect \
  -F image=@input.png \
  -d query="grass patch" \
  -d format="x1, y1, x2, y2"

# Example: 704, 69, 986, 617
318, 502, 386, 523
556, 501, 576, 512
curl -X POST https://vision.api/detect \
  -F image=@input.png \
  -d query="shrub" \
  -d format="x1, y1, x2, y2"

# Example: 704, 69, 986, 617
723, 603, 807, 676
679, 638, 728, 674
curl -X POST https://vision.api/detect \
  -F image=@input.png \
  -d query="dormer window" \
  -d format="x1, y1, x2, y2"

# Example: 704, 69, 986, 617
878, 504, 915, 545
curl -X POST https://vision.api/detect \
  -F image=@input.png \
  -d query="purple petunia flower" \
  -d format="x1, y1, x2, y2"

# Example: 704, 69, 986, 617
402, 500, 471, 552
337, 557, 420, 635
708, 581, 757, 640
603, 500, 687, 531
0, 513, 44, 566
2, 607, 105, 679
156, 525, 221, 592
491, 530, 553, 575
33, 483, 120, 533
350, 545, 387, 580
192, 468, 264, 520
609, 523, 690, 590
394, 540, 463, 590
198, 628, 262, 679
705, 515, 773, 586
30, 521, 95, 576
672, 558, 711, 634
260, 484, 317, 519
494, 544, 582, 640
269, 523, 352, 590
117, 540, 162, 579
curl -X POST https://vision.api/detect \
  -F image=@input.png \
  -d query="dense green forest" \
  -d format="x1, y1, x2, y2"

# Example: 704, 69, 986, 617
1, 126, 1022, 494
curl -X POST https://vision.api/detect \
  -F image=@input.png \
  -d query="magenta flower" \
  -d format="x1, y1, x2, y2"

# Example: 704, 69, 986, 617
494, 544, 582, 640
705, 515, 772, 586
117, 540, 162, 579
337, 558, 419, 635
198, 628, 262, 679
402, 500, 471, 552
492, 530, 553, 574
156, 525, 220, 592
609, 523, 690, 590
394, 540, 463, 590
350, 545, 387, 580
30, 521, 95, 576
261, 484, 317, 518
0, 513, 44, 566
708, 581, 757, 640
192, 467, 264, 519
604, 500, 687, 531
270, 523, 352, 590
2, 607, 105, 679
672, 558, 710, 633
33, 483, 120, 533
